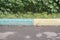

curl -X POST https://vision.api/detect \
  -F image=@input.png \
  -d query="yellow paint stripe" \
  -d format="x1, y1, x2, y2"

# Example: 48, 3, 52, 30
34, 19, 60, 26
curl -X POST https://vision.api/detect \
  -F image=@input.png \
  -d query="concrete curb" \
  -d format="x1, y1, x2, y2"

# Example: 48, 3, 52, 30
0, 19, 33, 25
0, 19, 60, 26
34, 19, 60, 26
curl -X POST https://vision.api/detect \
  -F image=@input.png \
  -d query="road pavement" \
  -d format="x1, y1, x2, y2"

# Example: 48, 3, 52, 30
0, 25, 60, 40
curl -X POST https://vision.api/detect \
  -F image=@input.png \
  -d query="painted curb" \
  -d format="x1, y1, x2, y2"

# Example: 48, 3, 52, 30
0, 19, 33, 25
0, 19, 60, 26
34, 19, 60, 26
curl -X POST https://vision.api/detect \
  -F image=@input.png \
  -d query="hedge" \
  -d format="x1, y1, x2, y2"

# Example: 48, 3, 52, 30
0, 0, 60, 14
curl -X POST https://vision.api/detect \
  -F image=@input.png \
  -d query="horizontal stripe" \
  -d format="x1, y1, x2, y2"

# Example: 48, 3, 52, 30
0, 19, 60, 26
0, 19, 33, 25
34, 19, 60, 26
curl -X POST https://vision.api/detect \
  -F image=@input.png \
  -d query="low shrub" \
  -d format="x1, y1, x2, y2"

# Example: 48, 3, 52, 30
0, 0, 60, 14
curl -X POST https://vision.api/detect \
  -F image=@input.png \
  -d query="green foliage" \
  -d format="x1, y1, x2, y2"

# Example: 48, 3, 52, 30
44, 0, 60, 13
0, 0, 24, 13
0, 0, 60, 14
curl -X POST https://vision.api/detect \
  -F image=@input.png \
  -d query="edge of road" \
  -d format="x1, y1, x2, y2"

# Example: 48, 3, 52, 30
34, 19, 60, 26
0, 19, 33, 25
0, 19, 60, 26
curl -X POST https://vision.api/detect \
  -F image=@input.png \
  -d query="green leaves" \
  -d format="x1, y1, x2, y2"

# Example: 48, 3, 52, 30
44, 0, 60, 13
0, 0, 60, 14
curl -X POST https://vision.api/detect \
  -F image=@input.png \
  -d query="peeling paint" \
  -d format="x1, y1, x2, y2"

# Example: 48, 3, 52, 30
25, 35, 31, 39
43, 32, 57, 38
0, 32, 15, 39
36, 33, 42, 37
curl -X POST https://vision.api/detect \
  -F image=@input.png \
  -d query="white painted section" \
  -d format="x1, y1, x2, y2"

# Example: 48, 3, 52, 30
43, 32, 57, 38
36, 33, 42, 37
25, 35, 31, 39
0, 32, 15, 39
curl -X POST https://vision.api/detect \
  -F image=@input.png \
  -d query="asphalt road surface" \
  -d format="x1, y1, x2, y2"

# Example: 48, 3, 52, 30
0, 25, 60, 40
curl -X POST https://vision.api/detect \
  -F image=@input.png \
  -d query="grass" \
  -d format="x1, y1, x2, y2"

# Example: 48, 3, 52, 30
0, 12, 60, 18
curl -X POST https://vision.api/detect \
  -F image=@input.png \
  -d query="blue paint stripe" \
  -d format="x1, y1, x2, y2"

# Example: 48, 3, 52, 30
0, 19, 33, 25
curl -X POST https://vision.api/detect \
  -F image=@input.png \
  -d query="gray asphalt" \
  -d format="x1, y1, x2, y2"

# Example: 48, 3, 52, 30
0, 25, 60, 40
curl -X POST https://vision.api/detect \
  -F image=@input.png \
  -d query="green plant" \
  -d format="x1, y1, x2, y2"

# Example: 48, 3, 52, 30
44, 0, 60, 13
0, 0, 60, 14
